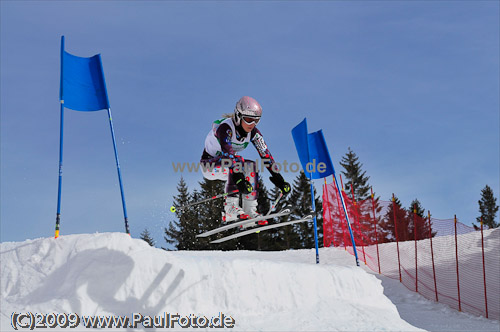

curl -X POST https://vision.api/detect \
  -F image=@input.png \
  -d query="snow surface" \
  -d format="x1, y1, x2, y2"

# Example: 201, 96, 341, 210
1, 233, 498, 331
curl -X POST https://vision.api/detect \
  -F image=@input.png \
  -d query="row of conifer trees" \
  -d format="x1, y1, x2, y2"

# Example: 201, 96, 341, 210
139, 148, 498, 249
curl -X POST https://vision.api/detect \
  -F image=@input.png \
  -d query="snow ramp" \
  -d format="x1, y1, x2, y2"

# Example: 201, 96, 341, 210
1, 233, 422, 331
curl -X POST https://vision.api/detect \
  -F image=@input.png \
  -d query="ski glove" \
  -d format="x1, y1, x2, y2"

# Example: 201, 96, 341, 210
270, 173, 291, 195
232, 172, 253, 195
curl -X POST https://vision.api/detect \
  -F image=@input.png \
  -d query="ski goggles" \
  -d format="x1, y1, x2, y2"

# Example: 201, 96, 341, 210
242, 116, 261, 125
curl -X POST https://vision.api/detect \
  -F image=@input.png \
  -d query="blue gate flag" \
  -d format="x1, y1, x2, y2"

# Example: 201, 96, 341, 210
307, 130, 334, 179
55, 36, 130, 239
292, 118, 334, 179
61, 38, 110, 112
291, 117, 359, 266
291, 118, 310, 174
291, 117, 335, 264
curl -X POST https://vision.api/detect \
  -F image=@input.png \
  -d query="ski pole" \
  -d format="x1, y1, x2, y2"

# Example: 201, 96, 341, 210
266, 191, 283, 216
170, 189, 239, 213
253, 190, 284, 235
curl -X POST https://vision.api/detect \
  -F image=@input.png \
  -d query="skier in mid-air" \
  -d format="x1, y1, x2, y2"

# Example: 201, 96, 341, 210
200, 96, 291, 227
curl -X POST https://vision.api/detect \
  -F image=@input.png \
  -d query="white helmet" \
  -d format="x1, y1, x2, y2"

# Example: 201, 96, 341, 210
234, 96, 262, 126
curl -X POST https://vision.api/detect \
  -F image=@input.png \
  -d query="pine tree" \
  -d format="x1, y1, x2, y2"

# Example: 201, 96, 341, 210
474, 185, 499, 229
164, 177, 199, 250
378, 195, 408, 243
407, 199, 436, 240
196, 177, 227, 250
344, 185, 380, 246
369, 195, 384, 245
287, 171, 322, 249
264, 186, 295, 250
339, 148, 371, 201
409, 199, 426, 218
140, 228, 156, 247
339, 148, 379, 245
164, 177, 187, 249
408, 199, 423, 240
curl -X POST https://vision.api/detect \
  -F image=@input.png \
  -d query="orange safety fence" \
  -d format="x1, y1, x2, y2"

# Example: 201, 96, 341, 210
322, 181, 500, 320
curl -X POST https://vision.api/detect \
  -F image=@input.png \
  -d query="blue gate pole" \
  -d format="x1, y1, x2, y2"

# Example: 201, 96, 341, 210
55, 102, 64, 238
310, 174, 320, 264
107, 108, 130, 235
333, 172, 360, 266
55, 36, 65, 238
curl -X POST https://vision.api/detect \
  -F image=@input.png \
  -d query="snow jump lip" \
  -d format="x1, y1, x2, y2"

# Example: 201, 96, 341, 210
1, 232, 423, 332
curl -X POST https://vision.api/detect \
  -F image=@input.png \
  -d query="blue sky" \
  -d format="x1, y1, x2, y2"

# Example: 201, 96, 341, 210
1, 1, 498, 247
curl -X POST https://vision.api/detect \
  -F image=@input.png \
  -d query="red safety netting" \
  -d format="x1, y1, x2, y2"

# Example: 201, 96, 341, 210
322, 181, 500, 320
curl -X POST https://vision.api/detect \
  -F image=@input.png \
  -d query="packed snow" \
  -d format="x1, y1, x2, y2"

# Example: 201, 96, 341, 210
1, 232, 498, 331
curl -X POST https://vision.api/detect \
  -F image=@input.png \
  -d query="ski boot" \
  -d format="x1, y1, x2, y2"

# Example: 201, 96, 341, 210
222, 196, 248, 223
241, 198, 268, 229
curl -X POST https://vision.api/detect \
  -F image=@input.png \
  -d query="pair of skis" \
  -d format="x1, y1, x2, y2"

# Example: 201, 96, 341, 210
210, 215, 313, 243
195, 192, 313, 243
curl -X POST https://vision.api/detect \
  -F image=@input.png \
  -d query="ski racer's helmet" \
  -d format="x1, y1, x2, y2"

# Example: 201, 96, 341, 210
234, 96, 262, 126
